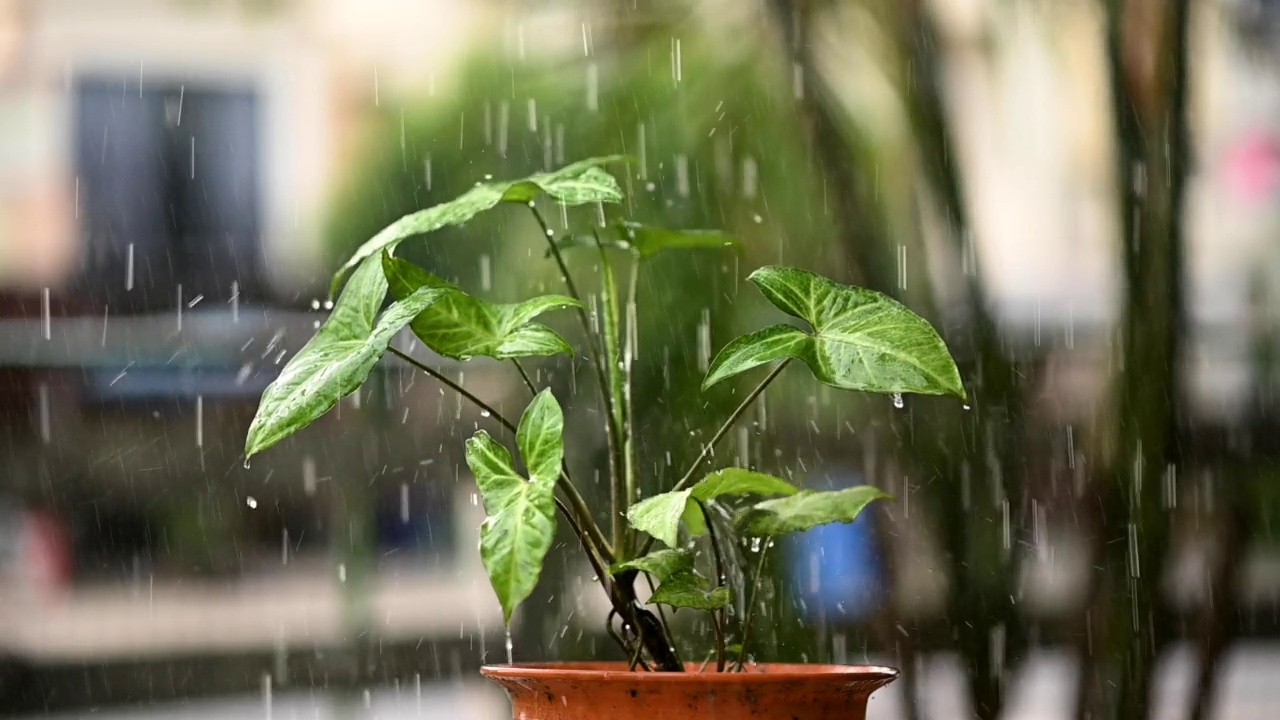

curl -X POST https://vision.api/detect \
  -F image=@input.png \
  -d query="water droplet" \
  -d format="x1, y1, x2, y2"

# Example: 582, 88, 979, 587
243, 458, 252, 470
323, 299, 334, 310
892, 393, 904, 409
337, 564, 347, 583
505, 630, 514, 664
480, 410, 491, 418
750, 537, 762, 553
310, 299, 321, 310
963, 404, 971, 411
246, 496, 258, 509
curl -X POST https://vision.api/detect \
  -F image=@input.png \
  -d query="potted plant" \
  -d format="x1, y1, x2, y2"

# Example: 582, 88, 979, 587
244, 157, 966, 719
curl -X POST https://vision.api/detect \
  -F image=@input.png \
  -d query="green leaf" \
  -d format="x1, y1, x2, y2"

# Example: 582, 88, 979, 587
629, 469, 799, 540
384, 254, 581, 360
620, 222, 737, 258
465, 430, 558, 625
330, 156, 625, 297
625, 489, 693, 548
682, 469, 800, 537
735, 486, 893, 536
611, 549, 729, 611
649, 573, 732, 611
701, 325, 810, 390
681, 500, 709, 537
704, 267, 965, 400
610, 548, 694, 580
244, 257, 448, 457
691, 468, 800, 503
555, 222, 737, 259
516, 389, 564, 486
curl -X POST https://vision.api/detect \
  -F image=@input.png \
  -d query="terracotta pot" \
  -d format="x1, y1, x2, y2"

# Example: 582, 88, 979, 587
481, 662, 898, 719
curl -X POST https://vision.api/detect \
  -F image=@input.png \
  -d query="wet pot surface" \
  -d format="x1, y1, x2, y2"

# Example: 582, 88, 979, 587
481, 662, 898, 720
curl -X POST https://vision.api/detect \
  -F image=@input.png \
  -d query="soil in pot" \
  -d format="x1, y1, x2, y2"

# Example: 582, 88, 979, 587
481, 662, 898, 720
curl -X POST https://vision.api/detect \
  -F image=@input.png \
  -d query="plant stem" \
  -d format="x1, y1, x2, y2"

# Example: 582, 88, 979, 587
389, 346, 517, 434
628, 622, 647, 671
389, 345, 613, 562
643, 573, 675, 651
712, 610, 727, 674
698, 499, 728, 672
673, 360, 789, 495
733, 538, 771, 672
530, 204, 625, 556
593, 230, 628, 555
622, 254, 640, 555
512, 359, 538, 398
638, 360, 790, 557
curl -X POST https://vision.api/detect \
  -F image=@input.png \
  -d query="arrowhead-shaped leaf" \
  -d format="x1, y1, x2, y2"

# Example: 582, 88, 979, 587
245, 257, 448, 457
735, 486, 892, 536
625, 489, 693, 548
610, 548, 729, 611
648, 573, 732, 611
466, 430, 558, 625
629, 469, 800, 541
700, 325, 810, 390
610, 548, 694, 579
384, 254, 581, 360
704, 266, 965, 400
555, 221, 737, 259
516, 389, 564, 486
682, 469, 800, 537
682, 468, 799, 538
691, 468, 800, 503
331, 156, 625, 297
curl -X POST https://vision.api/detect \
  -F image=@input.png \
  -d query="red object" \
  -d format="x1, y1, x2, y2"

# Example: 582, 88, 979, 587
22, 510, 72, 595
1227, 130, 1280, 202
481, 662, 898, 719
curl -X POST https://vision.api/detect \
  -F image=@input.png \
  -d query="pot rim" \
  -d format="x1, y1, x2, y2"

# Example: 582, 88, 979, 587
480, 662, 899, 684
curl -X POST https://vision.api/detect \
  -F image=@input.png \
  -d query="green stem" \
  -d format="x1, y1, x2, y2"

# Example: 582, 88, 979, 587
639, 360, 789, 557
594, 230, 628, 555
389, 346, 517, 434
389, 345, 613, 563
698, 499, 729, 672
623, 254, 640, 555
734, 538, 771, 671
512, 359, 538, 398
712, 611, 727, 674
531, 204, 625, 556
643, 573, 675, 654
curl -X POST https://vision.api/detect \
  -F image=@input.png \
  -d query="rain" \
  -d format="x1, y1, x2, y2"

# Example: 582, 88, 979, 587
0, 1, 1277, 719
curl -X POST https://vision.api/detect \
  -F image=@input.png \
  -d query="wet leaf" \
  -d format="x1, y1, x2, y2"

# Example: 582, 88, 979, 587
245, 257, 448, 457
610, 548, 694, 579
555, 221, 736, 258
649, 573, 731, 611
516, 389, 565, 486
466, 430, 558, 626
331, 156, 625, 297
611, 549, 729, 611
691, 468, 799, 503
683, 469, 799, 537
701, 325, 810, 390
384, 255, 580, 360
704, 266, 965, 400
735, 486, 893, 536
625, 489, 693, 548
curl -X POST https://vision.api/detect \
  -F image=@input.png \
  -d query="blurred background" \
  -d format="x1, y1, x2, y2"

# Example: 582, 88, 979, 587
1, 0, 1279, 718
